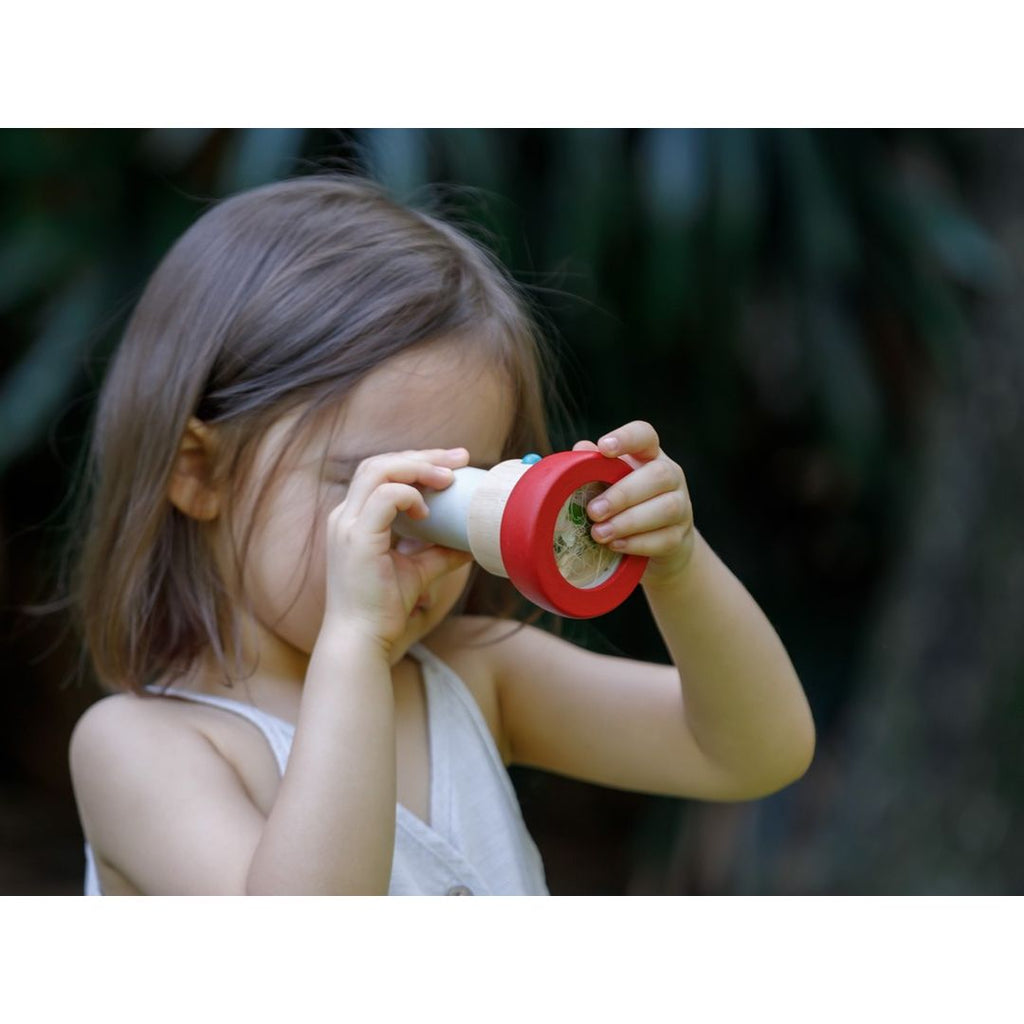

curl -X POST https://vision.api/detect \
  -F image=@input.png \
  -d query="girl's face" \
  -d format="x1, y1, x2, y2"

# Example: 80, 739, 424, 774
232, 340, 514, 673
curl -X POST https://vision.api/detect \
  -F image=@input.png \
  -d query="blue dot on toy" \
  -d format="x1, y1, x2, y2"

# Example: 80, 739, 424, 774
521, 453, 542, 465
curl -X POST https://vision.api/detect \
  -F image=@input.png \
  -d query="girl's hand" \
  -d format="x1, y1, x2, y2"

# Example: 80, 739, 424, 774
573, 421, 696, 586
323, 448, 473, 652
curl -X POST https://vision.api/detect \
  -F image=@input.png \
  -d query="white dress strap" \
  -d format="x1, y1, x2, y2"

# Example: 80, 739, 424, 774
149, 686, 295, 775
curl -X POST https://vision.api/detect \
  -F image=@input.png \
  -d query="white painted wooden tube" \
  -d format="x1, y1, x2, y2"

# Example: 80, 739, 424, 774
393, 459, 530, 576
393, 452, 648, 618
392, 465, 489, 553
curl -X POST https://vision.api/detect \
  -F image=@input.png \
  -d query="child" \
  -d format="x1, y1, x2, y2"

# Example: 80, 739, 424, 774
68, 174, 815, 895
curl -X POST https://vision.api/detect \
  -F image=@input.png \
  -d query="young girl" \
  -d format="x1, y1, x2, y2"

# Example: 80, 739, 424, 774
68, 174, 814, 895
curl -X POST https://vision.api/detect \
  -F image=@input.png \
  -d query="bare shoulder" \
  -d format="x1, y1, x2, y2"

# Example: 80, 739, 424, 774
69, 691, 217, 824
69, 690, 271, 894
70, 688, 239, 772
70, 691, 191, 774
71, 689, 280, 816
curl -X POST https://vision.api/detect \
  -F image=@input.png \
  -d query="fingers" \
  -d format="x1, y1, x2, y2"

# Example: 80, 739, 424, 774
581, 424, 695, 560
597, 523, 692, 558
361, 481, 432, 533
590, 490, 692, 551
405, 544, 474, 590
340, 448, 469, 518
328, 448, 469, 555
328, 481, 424, 562
595, 421, 662, 464
586, 454, 686, 526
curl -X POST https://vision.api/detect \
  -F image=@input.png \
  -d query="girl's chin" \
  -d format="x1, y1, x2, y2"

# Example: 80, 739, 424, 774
391, 598, 454, 665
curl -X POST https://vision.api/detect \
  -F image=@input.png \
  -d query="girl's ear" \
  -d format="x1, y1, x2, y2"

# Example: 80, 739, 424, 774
168, 417, 222, 521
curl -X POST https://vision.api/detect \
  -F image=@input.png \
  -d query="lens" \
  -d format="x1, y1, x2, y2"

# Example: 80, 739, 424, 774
552, 482, 622, 589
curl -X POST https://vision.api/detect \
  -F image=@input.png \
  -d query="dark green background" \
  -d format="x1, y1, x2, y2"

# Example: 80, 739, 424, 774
2, 128, 1021, 894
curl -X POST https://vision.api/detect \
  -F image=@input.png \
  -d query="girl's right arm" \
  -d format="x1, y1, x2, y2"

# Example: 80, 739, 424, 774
246, 449, 470, 893
70, 449, 470, 895
245, 626, 399, 894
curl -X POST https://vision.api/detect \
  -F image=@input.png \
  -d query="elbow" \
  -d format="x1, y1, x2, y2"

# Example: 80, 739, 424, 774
756, 711, 817, 797
793, 703, 817, 780
727, 712, 816, 802
777, 732, 815, 792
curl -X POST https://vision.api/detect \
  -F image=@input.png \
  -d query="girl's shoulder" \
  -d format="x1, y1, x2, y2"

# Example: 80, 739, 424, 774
69, 692, 187, 828
70, 689, 196, 764
70, 686, 253, 759
69, 688, 283, 825
70, 688, 285, 894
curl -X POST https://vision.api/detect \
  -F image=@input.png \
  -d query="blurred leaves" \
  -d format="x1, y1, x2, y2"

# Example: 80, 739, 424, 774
218, 128, 308, 194
915, 187, 1006, 288
640, 128, 709, 227
364, 128, 431, 198
138, 128, 217, 173
0, 270, 107, 470
0, 219, 77, 312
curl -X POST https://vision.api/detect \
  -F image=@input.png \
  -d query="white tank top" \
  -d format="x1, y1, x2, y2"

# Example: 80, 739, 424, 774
83, 643, 549, 895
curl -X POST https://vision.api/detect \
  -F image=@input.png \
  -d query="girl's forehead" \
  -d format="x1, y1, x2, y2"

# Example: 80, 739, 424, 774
332, 344, 513, 459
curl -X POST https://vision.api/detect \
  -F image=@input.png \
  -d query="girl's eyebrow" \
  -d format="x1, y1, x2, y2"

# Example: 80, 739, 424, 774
324, 454, 366, 472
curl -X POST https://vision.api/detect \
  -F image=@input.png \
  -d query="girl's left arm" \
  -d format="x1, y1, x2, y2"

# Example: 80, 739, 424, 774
489, 421, 815, 802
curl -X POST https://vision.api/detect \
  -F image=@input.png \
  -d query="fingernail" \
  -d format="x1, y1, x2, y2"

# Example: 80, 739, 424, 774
589, 498, 609, 519
600, 436, 619, 454
592, 523, 612, 540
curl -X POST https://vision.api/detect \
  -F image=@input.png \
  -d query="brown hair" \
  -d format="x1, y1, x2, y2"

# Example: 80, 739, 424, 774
72, 174, 554, 694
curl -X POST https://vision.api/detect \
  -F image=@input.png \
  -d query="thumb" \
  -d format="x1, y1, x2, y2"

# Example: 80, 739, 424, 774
410, 545, 474, 589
